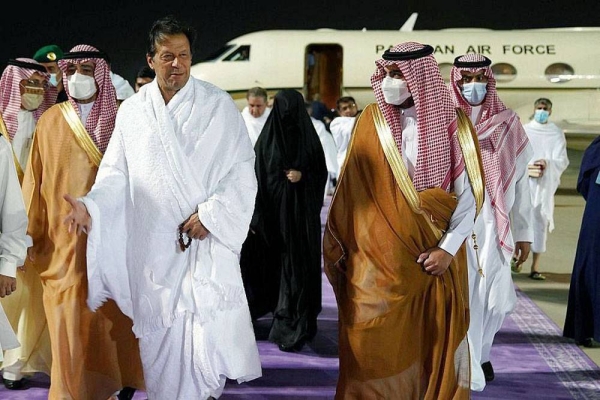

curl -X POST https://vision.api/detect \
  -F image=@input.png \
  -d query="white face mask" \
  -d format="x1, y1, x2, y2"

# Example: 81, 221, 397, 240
534, 109, 550, 124
21, 93, 44, 110
381, 76, 411, 105
68, 72, 97, 100
461, 82, 487, 105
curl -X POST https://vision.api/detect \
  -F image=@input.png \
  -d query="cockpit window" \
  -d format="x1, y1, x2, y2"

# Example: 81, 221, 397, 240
223, 45, 250, 62
200, 45, 235, 62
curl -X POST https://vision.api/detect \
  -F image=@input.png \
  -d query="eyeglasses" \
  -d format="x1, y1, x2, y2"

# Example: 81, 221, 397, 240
21, 79, 49, 89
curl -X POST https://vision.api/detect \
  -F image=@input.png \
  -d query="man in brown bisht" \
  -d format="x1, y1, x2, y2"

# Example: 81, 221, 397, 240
21, 44, 144, 400
323, 42, 484, 399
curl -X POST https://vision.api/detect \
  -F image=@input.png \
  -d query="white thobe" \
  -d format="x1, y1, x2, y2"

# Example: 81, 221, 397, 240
241, 106, 271, 147
81, 78, 261, 398
465, 112, 534, 391
524, 120, 569, 253
11, 110, 36, 170
0, 136, 25, 360
400, 106, 476, 257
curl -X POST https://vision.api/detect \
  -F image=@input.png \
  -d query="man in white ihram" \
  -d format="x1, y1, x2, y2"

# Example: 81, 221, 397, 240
63, 16, 261, 399
241, 86, 271, 147
306, 101, 338, 197
522, 98, 569, 280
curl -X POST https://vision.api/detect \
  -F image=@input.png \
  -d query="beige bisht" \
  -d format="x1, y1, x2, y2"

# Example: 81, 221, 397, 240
20, 101, 144, 399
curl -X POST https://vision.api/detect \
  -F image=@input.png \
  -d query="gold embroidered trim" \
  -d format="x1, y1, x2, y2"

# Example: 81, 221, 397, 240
455, 108, 487, 276
59, 102, 102, 167
372, 105, 442, 240
455, 108, 485, 218
0, 113, 24, 181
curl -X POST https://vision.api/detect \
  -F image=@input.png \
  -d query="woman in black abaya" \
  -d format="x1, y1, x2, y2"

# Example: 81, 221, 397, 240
240, 89, 327, 352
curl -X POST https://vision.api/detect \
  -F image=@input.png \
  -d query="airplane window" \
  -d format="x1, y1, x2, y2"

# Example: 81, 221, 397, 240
438, 63, 453, 83
200, 45, 235, 62
223, 45, 250, 62
545, 63, 575, 83
491, 63, 517, 83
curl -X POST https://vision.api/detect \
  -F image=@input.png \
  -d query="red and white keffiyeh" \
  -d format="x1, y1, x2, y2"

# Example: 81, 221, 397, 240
450, 53, 530, 253
0, 58, 56, 140
59, 44, 117, 153
371, 42, 463, 192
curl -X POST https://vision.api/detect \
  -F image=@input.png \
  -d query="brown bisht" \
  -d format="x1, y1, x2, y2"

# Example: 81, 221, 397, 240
323, 103, 476, 399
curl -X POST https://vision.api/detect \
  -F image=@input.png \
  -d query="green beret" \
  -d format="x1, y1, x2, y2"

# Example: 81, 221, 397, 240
33, 45, 64, 63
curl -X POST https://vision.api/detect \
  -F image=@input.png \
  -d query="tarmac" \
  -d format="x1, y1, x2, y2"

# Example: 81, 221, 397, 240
511, 132, 599, 366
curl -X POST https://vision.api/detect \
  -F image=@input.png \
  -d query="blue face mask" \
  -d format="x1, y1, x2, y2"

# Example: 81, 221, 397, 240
48, 73, 58, 87
534, 109, 550, 124
461, 82, 487, 105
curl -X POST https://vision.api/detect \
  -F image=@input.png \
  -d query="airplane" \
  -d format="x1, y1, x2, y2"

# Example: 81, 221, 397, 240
190, 13, 600, 135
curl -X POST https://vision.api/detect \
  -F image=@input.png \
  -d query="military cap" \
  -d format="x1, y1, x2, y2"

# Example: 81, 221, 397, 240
33, 45, 64, 63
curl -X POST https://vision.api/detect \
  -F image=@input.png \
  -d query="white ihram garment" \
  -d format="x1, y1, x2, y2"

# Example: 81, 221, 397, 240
310, 116, 338, 196
81, 78, 261, 398
241, 106, 271, 147
329, 115, 355, 175
524, 120, 569, 253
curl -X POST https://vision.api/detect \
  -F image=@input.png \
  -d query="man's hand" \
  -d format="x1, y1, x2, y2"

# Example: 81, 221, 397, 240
534, 159, 547, 178
512, 241, 531, 268
0, 275, 17, 297
417, 247, 453, 276
63, 194, 92, 235
181, 212, 210, 241
285, 169, 302, 183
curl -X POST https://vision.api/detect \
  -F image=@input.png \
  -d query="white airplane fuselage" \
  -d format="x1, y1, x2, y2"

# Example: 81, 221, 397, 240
191, 27, 600, 134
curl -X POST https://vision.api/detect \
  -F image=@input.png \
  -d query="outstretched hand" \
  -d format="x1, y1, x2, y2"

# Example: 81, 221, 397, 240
63, 194, 91, 235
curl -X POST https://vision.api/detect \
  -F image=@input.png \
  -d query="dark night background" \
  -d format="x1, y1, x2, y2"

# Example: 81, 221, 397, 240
2, 1, 599, 85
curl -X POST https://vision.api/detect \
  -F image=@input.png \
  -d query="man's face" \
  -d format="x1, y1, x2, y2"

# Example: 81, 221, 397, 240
247, 95, 267, 118
535, 102, 552, 115
458, 70, 488, 88
19, 71, 47, 96
39, 61, 62, 88
65, 61, 96, 78
148, 33, 192, 96
337, 101, 357, 117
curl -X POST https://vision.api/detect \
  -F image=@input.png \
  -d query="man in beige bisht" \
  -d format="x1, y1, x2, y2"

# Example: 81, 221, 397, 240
21, 44, 144, 400
0, 131, 26, 371
63, 16, 262, 399
0, 57, 56, 390
323, 42, 484, 399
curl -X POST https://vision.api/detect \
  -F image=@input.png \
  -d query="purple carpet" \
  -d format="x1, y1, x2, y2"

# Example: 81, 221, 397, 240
2, 197, 599, 399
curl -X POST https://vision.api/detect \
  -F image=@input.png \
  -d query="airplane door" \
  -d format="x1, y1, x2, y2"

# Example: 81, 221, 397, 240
305, 44, 343, 110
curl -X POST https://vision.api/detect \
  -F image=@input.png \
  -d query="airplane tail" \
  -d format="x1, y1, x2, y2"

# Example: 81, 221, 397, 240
400, 13, 418, 31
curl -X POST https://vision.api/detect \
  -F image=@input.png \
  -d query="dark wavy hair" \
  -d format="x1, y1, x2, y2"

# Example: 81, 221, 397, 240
146, 15, 197, 58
